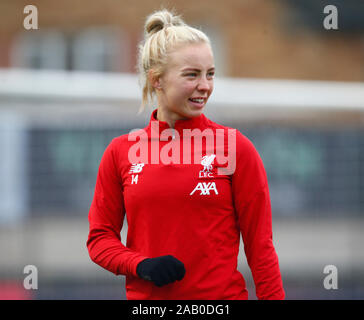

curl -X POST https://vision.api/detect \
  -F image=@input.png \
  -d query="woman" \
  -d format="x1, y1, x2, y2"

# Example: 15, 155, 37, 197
87, 9, 285, 300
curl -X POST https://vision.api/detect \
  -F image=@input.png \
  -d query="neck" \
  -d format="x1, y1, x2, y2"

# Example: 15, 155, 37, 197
156, 107, 188, 129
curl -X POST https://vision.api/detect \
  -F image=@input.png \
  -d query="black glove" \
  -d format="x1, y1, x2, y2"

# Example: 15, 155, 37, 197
136, 255, 186, 287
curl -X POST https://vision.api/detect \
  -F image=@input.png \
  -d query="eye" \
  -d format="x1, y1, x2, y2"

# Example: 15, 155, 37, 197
207, 71, 215, 78
185, 73, 197, 77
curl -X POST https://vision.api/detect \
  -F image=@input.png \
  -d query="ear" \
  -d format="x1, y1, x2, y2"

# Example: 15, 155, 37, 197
148, 69, 162, 90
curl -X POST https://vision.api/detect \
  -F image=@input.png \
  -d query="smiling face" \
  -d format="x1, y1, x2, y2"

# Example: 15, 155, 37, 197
153, 42, 215, 124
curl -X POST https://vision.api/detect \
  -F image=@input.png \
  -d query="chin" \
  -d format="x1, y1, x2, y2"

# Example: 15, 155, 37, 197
186, 107, 204, 118
173, 105, 205, 120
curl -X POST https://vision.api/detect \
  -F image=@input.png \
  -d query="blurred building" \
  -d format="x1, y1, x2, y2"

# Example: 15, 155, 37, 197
0, 0, 363, 80
0, 0, 364, 300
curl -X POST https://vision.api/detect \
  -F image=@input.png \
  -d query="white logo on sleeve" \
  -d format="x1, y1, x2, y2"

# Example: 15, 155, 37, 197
129, 163, 144, 184
129, 163, 145, 173
190, 182, 218, 196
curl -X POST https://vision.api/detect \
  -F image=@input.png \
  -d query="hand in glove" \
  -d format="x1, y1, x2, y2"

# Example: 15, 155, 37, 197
136, 255, 186, 287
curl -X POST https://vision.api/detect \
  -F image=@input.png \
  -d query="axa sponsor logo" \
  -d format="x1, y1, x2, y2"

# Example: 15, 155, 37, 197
190, 182, 218, 196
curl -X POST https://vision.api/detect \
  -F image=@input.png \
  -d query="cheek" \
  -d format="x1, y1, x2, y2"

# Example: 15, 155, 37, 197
182, 82, 197, 96
171, 83, 195, 101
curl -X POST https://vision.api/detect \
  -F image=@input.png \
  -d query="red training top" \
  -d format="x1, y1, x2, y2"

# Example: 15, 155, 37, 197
87, 109, 285, 300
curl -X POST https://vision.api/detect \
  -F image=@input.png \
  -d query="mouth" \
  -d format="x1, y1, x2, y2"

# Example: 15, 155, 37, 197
188, 97, 206, 108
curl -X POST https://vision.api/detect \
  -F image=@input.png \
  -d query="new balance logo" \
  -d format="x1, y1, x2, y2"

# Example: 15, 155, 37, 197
129, 163, 144, 185
129, 163, 144, 174
190, 182, 218, 196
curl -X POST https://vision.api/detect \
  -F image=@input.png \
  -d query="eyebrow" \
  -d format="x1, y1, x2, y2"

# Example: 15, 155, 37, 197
181, 67, 215, 72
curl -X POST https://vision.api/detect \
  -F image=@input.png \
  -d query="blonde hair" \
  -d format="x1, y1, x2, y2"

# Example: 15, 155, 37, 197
137, 9, 211, 112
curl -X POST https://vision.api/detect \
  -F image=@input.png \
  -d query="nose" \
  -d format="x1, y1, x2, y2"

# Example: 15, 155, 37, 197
197, 76, 211, 92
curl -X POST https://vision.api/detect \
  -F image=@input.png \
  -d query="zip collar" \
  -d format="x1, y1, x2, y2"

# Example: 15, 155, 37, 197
146, 109, 208, 139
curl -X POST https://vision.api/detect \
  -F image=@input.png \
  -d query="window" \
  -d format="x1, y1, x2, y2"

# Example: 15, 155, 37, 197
72, 27, 128, 72
11, 30, 67, 70
11, 27, 129, 72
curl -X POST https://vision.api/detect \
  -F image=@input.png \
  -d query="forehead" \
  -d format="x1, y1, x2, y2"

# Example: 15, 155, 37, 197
167, 42, 214, 69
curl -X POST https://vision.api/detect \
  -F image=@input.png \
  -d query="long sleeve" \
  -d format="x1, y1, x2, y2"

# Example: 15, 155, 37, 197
86, 139, 148, 277
232, 131, 285, 300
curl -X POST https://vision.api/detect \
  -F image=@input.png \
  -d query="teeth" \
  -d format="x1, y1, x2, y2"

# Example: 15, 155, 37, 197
190, 98, 204, 103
